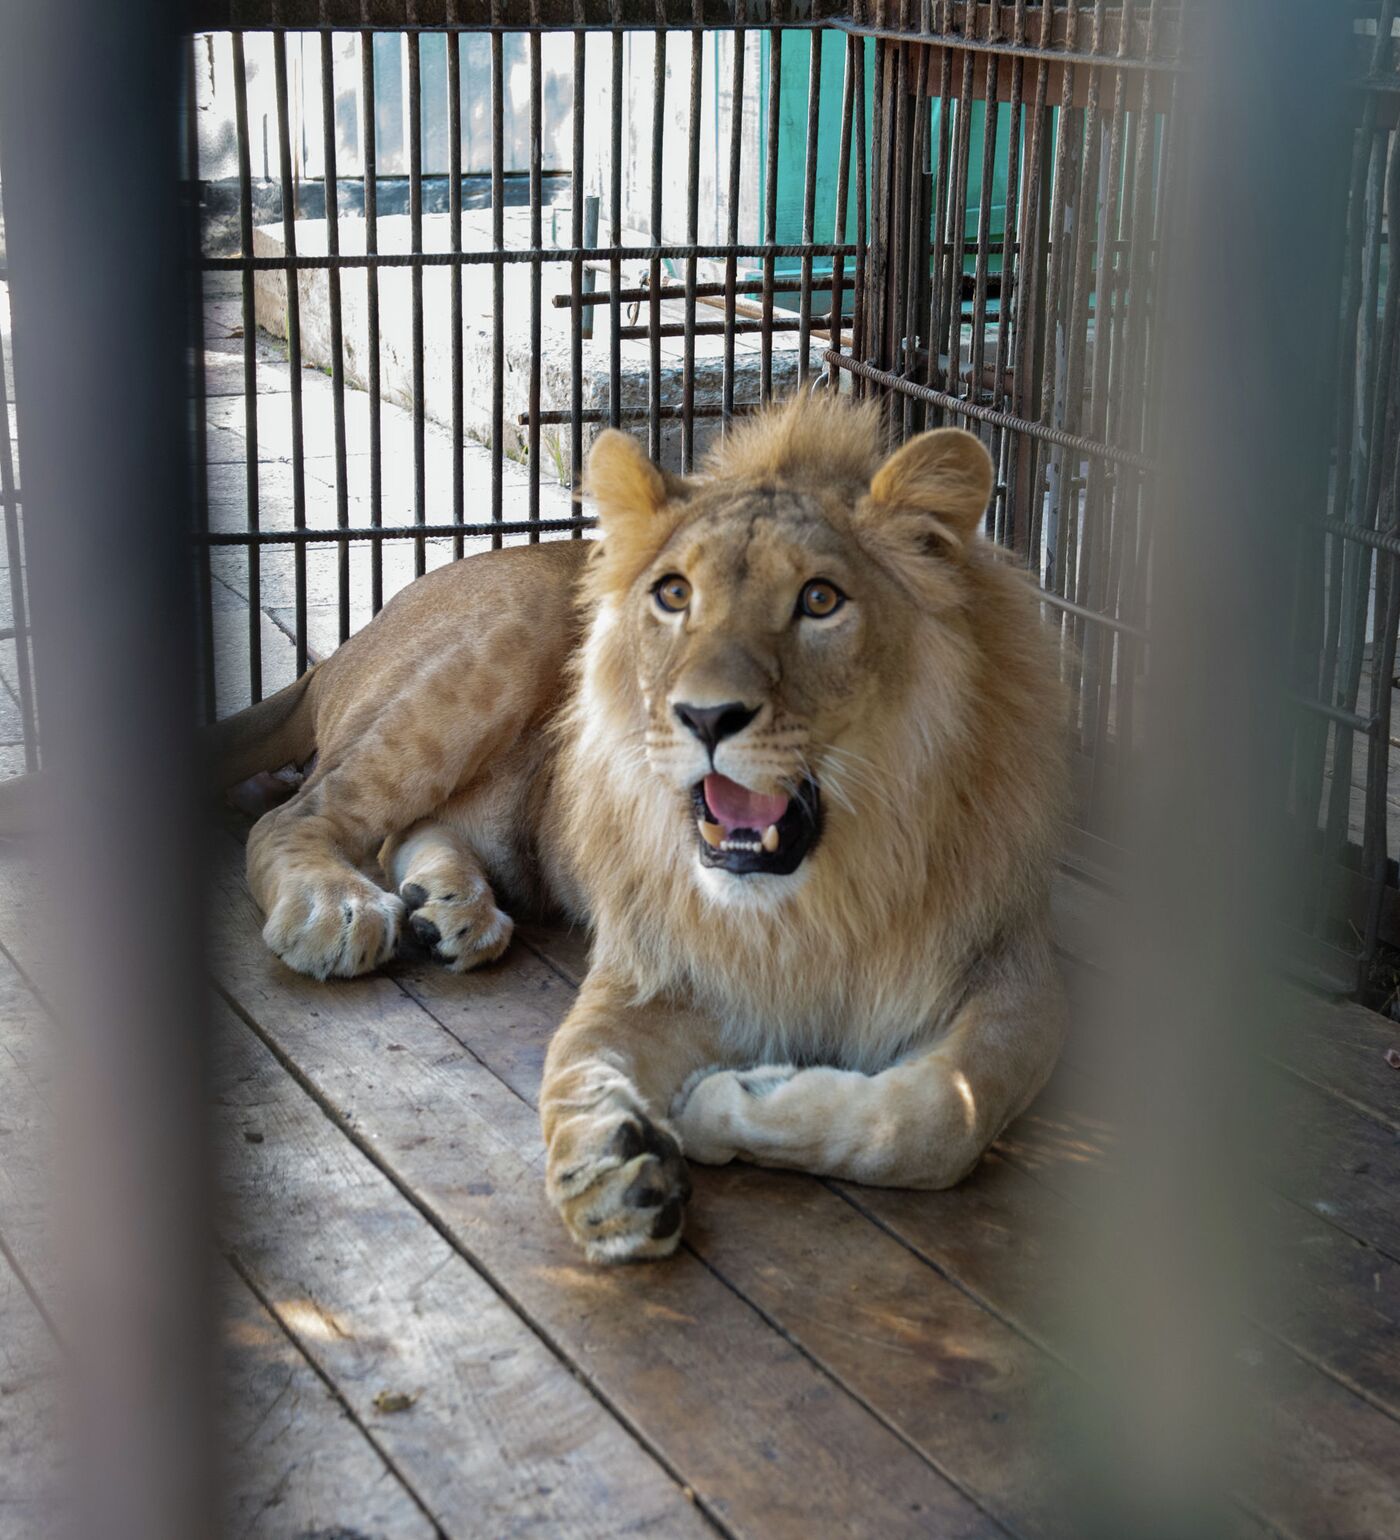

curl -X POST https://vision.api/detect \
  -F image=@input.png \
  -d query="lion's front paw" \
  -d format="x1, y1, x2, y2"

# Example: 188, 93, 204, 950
673, 1063, 798, 1165
263, 873, 404, 980
548, 1111, 692, 1264
399, 878, 513, 973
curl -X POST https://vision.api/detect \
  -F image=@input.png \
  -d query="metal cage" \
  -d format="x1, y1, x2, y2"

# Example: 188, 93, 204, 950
1, 0, 1397, 991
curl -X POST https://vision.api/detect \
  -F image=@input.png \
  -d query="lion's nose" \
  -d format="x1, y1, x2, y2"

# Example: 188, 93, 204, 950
672, 700, 759, 754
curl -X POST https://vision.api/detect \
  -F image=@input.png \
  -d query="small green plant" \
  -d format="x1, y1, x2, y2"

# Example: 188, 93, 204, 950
543, 430, 572, 487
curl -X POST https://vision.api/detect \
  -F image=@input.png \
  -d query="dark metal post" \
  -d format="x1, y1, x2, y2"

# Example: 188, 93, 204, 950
1066, 4, 1348, 1534
0, 3, 214, 1539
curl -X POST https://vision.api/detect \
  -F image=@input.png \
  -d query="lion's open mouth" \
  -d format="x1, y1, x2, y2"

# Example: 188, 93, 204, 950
690, 773, 823, 876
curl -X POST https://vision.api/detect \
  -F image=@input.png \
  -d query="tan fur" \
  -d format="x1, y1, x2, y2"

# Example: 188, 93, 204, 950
228, 395, 1069, 1264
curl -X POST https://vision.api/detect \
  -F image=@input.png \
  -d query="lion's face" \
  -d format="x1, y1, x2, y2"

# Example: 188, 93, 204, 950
579, 397, 998, 905
630, 483, 899, 883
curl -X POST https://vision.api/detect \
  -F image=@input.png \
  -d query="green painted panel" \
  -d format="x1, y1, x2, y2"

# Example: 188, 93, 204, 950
757, 31, 873, 280
755, 33, 1019, 300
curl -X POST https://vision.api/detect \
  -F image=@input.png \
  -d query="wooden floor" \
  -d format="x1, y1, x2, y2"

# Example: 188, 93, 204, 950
3, 835, 1400, 1539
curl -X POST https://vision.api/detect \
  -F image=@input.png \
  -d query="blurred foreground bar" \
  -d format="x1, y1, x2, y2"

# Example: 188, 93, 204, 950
1064, 3, 1350, 1536
0, 3, 214, 1538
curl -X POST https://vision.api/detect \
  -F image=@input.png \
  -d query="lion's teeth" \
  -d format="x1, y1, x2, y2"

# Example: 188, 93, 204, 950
698, 818, 725, 848
761, 824, 780, 853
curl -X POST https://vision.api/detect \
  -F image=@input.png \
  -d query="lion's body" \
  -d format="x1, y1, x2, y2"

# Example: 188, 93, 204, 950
233, 396, 1069, 1262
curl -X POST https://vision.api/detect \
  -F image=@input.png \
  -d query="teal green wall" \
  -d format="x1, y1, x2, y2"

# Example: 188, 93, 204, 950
757, 32, 873, 280
757, 34, 1015, 298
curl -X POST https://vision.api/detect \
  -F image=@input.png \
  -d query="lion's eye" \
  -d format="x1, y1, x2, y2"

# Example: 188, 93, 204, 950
798, 579, 845, 619
653, 574, 692, 613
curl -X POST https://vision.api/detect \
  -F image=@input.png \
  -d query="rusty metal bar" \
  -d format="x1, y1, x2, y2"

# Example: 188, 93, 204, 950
320, 29, 352, 637
184, 37, 214, 729
822, 348, 1156, 470
491, 17, 505, 544
529, 14, 544, 535
722, 25, 746, 423
682, 16, 703, 469
273, 31, 309, 675
361, 27, 386, 607
230, 33, 261, 700
203, 241, 861, 271
449, 26, 466, 555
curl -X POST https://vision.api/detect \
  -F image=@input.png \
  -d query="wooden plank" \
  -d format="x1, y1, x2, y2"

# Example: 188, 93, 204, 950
842, 1151, 1400, 1539
1272, 994, 1400, 1134
515, 926, 1400, 1540
989, 1047, 1400, 1421
1016, 1027, 1400, 1278
206, 841, 1003, 1540
0, 900, 442, 1538
221, 1264, 437, 1540
215, 995, 714, 1540
1052, 867, 1400, 1137
0, 1249, 59, 1540
1272, 1075, 1400, 1264
401, 946, 1078, 1540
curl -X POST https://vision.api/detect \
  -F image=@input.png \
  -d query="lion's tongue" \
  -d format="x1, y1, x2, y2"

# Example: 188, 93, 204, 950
703, 773, 789, 834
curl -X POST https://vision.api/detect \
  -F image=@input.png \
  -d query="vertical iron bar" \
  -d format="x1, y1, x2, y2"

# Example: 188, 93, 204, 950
273, 33, 308, 676
889, 17, 912, 435
1035, 0, 1081, 592
649, 26, 666, 462
361, 29, 384, 612
183, 36, 214, 729
722, 27, 746, 425
530, 20, 544, 535
798, 28, 823, 387
492, 22, 506, 543
609, 21, 623, 431
899, 28, 927, 441
408, 30, 427, 574
449, 28, 465, 557
1081, 3, 1133, 802
944, 19, 976, 408
231, 33, 261, 701
761, 30, 781, 404
993, 1, 1024, 547
682, 19, 703, 470
970, 39, 1000, 440
825, 33, 857, 387
866, 24, 889, 378
852, 30, 868, 397
319, 29, 350, 644
926, 2, 956, 413
571, 24, 587, 522
1019, 0, 1057, 567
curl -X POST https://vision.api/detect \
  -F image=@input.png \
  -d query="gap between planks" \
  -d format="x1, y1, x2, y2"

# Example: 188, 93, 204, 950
206, 834, 1017, 1540
516, 921, 1400, 1540
0, 927, 440, 1540
214, 995, 711, 1540
0, 851, 722, 1540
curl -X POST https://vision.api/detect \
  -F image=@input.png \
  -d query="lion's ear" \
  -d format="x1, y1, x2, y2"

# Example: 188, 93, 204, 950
587, 429, 689, 535
862, 428, 993, 555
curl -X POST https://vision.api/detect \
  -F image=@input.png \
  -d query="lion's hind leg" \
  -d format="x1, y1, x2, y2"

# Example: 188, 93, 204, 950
247, 775, 405, 981
383, 819, 514, 972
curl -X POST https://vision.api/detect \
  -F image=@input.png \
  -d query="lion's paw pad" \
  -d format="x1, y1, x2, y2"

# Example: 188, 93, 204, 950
551, 1113, 692, 1264
398, 879, 513, 972
263, 877, 403, 981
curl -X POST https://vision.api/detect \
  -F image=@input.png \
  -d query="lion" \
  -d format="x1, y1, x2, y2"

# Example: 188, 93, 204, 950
214, 393, 1069, 1263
